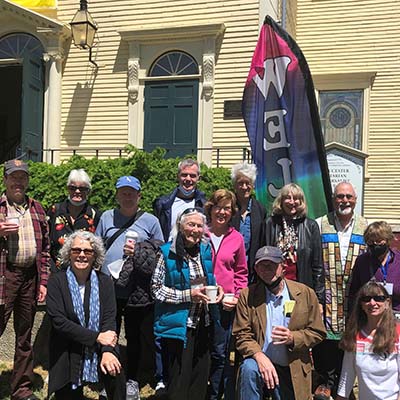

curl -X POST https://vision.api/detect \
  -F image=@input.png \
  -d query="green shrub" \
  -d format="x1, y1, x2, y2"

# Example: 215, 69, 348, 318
0, 147, 233, 212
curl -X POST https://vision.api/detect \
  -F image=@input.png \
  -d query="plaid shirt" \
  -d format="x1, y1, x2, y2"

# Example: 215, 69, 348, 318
152, 252, 210, 328
0, 194, 50, 305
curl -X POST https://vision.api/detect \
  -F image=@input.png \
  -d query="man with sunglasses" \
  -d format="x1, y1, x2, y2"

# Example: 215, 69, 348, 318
313, 181, 368, 400
47, 169, 101, 271
0, 159, 50, 400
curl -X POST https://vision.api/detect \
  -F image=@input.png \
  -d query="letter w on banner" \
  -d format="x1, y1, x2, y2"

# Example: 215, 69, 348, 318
242, 16, 332, 219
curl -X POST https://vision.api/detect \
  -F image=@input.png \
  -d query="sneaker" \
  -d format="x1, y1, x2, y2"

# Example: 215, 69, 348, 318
314, 384, 331, 400
126, 379, 140, 400
155, 380, 165, 392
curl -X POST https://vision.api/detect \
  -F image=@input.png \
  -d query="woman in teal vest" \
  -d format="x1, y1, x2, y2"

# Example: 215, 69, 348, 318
151, 208, 223, 400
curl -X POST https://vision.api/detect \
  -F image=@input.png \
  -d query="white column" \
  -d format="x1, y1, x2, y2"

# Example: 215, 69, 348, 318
43, 51, 62, 164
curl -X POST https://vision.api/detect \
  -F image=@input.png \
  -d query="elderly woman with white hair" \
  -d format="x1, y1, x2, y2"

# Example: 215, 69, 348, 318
47, 169, 102, 271
46, 231, 125, 399
231, 162, 266, 282
152, 208, 223, 400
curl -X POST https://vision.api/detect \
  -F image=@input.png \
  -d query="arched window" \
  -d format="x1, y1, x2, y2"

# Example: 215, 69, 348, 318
0, 33, 44, 59
149, 51, 198, 77
319, 90, 363, 150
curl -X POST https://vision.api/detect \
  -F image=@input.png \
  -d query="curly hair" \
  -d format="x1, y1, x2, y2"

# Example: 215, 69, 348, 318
271, 183, 307, 217
59, 231, 105, 271
231, 162, 257, 184
340, 281, 397, 354
204, 189, 238, 221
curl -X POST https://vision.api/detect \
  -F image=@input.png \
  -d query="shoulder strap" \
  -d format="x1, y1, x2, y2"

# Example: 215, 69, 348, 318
105, 210, 144, 251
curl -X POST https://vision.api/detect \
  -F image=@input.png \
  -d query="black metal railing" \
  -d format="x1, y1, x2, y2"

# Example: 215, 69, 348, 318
35, 146, 253, 167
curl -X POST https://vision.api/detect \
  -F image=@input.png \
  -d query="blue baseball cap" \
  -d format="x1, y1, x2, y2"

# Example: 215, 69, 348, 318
116, 176, 141, 191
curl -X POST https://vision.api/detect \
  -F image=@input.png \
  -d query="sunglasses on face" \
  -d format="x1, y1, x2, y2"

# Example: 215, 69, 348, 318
335, 193, 354, 200
68, 185, 89, 193
71, 247, 94, 256
360, 295, 388, 303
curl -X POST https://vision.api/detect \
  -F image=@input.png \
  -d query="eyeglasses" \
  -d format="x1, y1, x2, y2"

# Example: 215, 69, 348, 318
335, 193, 354, 200
68, 185, 89, 193
213, 205, 232, 212
71, 247, 94, 256
360, 295, 388, 303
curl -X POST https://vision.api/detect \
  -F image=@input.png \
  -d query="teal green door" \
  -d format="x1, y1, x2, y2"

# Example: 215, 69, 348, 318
144, 79, 199, 158
20, 50, 44, 161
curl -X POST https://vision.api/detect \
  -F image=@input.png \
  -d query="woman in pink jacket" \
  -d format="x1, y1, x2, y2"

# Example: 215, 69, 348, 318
205, 189, 247, 400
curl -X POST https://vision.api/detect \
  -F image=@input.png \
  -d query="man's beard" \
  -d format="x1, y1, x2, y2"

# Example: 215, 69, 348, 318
337, 205, 353, 216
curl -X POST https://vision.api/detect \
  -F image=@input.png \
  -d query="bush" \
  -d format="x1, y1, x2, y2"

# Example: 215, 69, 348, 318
0, 146, 233, 212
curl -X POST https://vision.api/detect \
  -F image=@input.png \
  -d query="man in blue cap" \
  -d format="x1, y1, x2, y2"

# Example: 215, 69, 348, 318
96, 175, 163, 399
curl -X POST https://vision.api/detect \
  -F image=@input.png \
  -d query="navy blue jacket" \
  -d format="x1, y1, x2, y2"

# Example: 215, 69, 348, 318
153, 187, 207, 242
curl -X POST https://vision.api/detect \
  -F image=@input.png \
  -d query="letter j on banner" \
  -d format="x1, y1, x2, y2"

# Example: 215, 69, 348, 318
242, 16, 332, 219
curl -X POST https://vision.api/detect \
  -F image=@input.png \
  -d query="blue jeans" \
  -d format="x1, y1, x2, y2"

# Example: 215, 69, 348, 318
238, 358, 295, 400
209, 308, 235, 400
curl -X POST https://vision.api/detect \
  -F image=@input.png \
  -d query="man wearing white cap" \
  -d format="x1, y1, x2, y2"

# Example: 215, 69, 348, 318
233, 246, 326, 400
96, 175, 163, 399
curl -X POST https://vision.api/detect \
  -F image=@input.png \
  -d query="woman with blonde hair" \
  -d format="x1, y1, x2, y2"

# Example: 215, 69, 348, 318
336, 281, 400, 399
265, 183, 324, 305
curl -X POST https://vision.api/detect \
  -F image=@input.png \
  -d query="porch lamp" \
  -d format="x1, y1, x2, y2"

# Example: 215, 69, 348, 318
70, 0, 98, 67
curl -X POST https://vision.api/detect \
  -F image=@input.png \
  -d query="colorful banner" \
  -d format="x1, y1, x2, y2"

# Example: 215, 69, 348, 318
242, 16, 332, 219
10, 0, 55, 8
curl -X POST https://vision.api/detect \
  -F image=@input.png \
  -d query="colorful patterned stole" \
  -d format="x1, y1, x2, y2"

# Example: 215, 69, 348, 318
321, 212, 368, 339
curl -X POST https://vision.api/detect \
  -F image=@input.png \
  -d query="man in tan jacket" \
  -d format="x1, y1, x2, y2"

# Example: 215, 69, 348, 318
233, 246, 326, 400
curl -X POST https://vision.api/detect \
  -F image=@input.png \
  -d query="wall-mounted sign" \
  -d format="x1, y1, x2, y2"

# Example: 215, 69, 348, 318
325, 142, 368, 216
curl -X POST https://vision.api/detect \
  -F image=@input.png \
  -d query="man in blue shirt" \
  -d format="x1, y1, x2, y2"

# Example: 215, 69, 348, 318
233, 246, 326, 400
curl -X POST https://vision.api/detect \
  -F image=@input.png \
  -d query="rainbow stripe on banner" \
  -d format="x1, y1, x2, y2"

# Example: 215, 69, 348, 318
10, 0, 55, 8
242, 16, 332, 219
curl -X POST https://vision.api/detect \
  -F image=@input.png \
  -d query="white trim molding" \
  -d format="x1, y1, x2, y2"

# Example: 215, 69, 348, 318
119, 23, 225, 165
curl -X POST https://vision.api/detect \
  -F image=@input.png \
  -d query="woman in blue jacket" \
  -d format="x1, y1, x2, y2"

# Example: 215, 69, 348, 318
151, 208, 223, 400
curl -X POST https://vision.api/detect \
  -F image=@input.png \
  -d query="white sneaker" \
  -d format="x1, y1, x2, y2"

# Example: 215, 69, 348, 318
155, 380, 166, 392
126, 379, 140, 400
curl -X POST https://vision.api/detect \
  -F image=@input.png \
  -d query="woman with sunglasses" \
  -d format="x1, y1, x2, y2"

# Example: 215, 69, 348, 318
265, 183, 324, 306
204, 189, 247, 400
348, 221, 400, 314
46, 231, 125, 399
151, 208, 223, 400
47, 169, 101, 271
336, 281, 400, 400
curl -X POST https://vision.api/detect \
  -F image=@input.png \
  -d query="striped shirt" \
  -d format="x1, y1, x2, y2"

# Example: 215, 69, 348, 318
152, 252, 210, 328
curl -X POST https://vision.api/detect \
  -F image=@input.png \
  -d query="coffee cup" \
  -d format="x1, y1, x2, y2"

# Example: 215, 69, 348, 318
223, 293, 235, 302
6, 216, 19, 226
205, 285, 218, 303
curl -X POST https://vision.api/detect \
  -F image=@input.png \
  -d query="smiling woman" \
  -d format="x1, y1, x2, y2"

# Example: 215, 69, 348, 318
265, 183, 325, 305
337, 281, 400, 400
151, 208, 223, 400
46, 231, 125, 399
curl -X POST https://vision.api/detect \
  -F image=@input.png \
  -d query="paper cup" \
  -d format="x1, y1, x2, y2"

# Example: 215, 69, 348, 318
205, 285, 218, 303
6, 216, 19, 226
223, 293, 235, 301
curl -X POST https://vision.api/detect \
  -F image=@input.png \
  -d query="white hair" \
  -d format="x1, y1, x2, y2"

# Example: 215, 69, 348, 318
170, 208, 208, 242
231, 162, 257, 184
333, 181, 358, 198
67, 169, 92, 189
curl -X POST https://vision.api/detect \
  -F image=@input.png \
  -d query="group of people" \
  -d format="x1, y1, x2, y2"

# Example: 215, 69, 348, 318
0, 157, 398, 400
